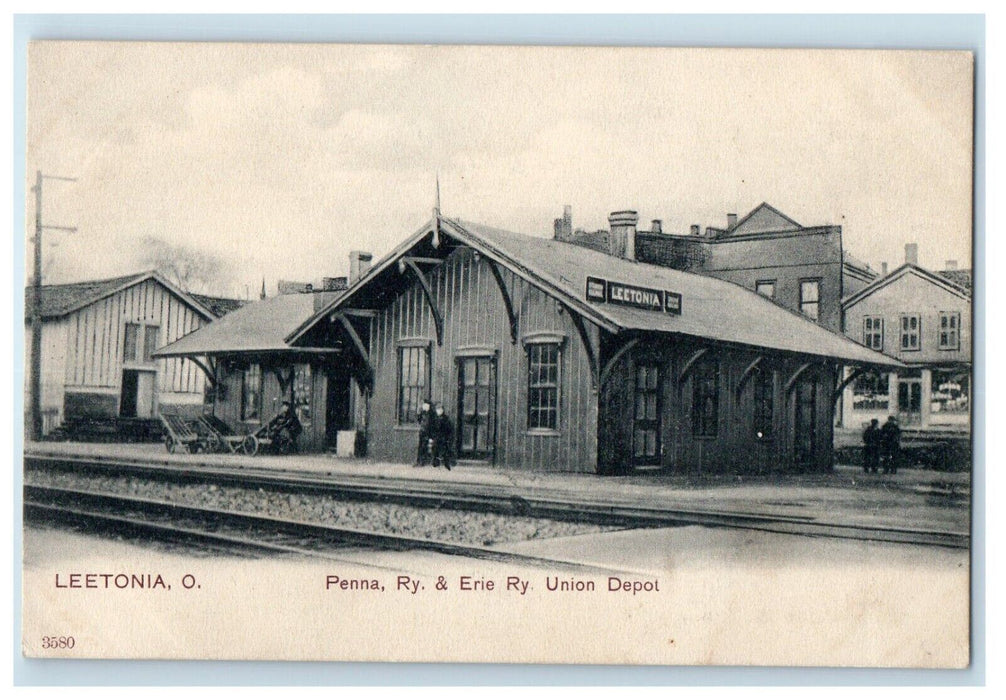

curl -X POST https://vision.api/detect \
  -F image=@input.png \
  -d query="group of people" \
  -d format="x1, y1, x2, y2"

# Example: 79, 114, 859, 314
415, 400, 454, 470
862, 415, 902, 474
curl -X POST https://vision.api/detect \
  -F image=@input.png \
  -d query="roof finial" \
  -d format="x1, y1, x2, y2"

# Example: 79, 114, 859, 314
260, 276, 266, 300
432, 173, 441, 248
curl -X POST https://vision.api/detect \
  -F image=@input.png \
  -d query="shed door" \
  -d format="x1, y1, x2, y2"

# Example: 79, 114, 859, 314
457, 356, 496, 461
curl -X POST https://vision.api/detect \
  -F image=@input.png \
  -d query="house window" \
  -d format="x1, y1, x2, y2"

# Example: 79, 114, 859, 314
293, 364, 312, 425
900, 314, 921, 351
527, 343, 561, 430
142, 326, 160, 363
799, 280, 820, 320
863, 316, 884, 351
752, 366, 773, 439
755, 280, 776, 299
691, 357, 719, 437
123, 323, 141, 362
398, 345, 429, 424
939, 312, 961, 350
852, 370, 890, 411
241, 363, 262, 422
931, 369, 969, 415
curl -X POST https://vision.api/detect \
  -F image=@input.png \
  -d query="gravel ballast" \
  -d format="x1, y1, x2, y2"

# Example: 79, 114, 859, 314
26, 468, 616, 547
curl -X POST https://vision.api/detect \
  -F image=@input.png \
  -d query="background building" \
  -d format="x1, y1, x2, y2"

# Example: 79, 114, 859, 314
839, 246, 972, 434
24, 271, 242, 437
556, 202, 877, 333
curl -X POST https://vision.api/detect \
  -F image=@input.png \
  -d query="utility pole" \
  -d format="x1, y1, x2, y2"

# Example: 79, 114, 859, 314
28, 170, 76, 441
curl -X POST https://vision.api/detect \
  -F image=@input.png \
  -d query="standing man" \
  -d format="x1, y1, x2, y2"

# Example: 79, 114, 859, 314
862, 419, 881, 473
415, 400, 432, 467
880, 415, 902, 475
431, 403, 454, 471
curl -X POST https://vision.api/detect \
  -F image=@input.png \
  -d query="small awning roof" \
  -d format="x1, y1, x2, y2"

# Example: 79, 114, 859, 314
290, 216, 904, 368
154, 293, 327, 357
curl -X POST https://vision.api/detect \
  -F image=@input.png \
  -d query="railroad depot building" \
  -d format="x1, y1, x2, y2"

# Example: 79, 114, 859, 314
24, 270, 242, 436
839, 250, 972, 433
154, 272, 362, 453
227, 211, 899, 474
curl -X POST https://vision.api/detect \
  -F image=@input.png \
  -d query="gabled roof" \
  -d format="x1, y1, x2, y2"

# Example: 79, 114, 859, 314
291, 216, 902, 368
24, 270, 225, 321
726, 202, 803, 236
153, 292, 327, 357
190, 293, 247, 318
842, 262, 972, 309
843, 250, 877, 277
939, 268, 972, 293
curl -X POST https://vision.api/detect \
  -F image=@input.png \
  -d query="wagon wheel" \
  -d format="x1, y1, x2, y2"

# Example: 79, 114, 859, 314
241, 434, 260, 456
164, 435, 176, 453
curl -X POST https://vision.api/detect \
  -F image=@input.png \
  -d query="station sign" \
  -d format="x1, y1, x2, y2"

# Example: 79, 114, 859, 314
585, 276, 682, 315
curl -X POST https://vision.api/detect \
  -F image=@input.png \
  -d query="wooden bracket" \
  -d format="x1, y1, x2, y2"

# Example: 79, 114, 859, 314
189, 357, 217, 387
784, 362, 814, 394
599, 338, 639, 389
735, 356, 765, 399
336, 313, 375, 391
678, 348, 708, 384
399, 258, 444, 346
833, 366, 867, 404
272, 366, 295, 395
486, 259, 518, 344
563, 303, 599, 390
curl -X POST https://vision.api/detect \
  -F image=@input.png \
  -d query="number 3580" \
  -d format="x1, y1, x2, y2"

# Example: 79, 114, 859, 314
41, 636, 75, 649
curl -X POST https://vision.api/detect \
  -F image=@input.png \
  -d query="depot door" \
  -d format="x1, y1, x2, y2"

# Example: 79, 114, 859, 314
456, 356, 496, 461
794, 375, 817, 467
633, 363, 661, 466
120, 369, 155, 418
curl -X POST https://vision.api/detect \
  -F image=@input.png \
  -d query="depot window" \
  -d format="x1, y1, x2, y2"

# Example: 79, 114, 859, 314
527, 343, 561, 431
241, 363, 262, 422
398, 344, 430, 425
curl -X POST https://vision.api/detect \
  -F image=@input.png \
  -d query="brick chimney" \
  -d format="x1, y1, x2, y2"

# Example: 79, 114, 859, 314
905, 243, 918, 266
690, 224, 700, 236
651, 219, 662, 234
314, 276, 349, 312
945, 259, 958, 271
727, 213, 738, 230
881, 262, 888, 276
349, 251, 373, 283
608, 211, 639, 260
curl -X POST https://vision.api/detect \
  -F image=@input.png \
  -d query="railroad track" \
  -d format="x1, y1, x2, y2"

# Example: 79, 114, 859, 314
24, 452, 969, 549
23, 484, 628, 574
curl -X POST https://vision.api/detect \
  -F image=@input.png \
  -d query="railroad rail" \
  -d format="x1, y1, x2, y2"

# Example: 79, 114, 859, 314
24, 452, 969, 549
24, 484, 626, 574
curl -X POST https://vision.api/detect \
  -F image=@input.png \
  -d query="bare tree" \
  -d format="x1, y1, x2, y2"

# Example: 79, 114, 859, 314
140, 236, 226, 294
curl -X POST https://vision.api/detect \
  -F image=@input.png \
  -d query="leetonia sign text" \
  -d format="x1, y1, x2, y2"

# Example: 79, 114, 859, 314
585, 277, 682, 315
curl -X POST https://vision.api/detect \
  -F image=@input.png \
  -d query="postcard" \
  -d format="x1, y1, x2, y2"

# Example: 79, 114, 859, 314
21, 42, 973, 666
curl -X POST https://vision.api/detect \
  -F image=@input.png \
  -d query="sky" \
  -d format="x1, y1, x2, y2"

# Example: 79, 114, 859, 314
26, 43, 974, 299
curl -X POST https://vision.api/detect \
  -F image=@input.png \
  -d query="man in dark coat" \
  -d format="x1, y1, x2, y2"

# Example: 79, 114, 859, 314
431, 403, 454, 471
414, 400, 432, 467
880, 415, 901, 475
862, 419, 881, 473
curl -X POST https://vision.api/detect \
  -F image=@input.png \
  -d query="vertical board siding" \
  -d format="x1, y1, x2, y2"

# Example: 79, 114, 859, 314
58, 278, 215, 411
598, 341, 836, 474
365, 247, 599, 472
